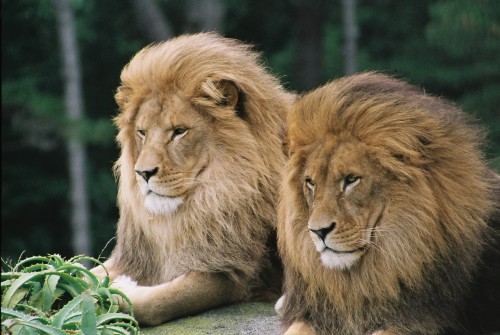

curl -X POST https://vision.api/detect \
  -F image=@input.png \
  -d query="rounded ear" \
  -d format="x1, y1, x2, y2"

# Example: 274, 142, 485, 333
218, 80, 239, 109
195, 79, 240, 109
114, 85, 131, 110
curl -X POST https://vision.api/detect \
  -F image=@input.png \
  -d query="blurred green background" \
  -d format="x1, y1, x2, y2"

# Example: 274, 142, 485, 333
2, 0, 499, 264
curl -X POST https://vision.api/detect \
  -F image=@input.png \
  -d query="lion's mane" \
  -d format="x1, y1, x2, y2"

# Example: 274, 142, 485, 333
109, 33, 293, 294
278, 72, 500, 334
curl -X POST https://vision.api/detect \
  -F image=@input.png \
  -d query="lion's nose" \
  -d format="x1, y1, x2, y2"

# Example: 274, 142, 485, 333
309, 222, 336, 241
135, 167, 158, 182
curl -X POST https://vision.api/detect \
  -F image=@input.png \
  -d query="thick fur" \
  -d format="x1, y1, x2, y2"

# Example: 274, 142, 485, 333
278, 72, 500, 334
92, 33, 294, 326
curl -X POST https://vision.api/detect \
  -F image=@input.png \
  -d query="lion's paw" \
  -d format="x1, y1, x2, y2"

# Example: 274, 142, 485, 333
112, 275, 138, 292
275, 294, 286, 317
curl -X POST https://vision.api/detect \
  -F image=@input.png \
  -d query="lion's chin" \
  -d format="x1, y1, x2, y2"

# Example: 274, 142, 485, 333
320, 249, 363, 270
144, 192, 183, 215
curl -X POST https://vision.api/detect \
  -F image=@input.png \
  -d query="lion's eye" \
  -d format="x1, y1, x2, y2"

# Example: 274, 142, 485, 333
137, 129, 146, 139
172, 127, 187, 139
343, 174, 360, 191
305, 177, 315, 191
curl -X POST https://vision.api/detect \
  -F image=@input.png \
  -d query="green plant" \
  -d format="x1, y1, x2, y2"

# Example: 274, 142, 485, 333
1, 254, 139, 335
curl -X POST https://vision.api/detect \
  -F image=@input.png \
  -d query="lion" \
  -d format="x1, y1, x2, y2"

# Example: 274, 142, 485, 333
277, 72, 500, 335
91, 33, 295, 326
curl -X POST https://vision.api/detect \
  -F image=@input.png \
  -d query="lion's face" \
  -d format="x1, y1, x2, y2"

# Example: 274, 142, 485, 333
298, 137, 386, 270
133, 94, 210, 215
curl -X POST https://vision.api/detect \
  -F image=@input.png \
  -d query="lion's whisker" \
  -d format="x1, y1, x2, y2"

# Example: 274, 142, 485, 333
359, 238, 383, 252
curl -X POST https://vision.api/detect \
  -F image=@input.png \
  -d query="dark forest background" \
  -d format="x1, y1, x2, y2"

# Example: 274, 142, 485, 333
2, 0, 499, 265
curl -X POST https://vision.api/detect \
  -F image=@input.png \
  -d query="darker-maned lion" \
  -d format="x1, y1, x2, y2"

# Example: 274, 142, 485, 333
277, 72, 500, 335
92, 33, 294, 326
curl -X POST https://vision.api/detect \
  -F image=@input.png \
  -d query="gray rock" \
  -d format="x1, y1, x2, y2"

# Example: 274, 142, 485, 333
141, 302, 282, 335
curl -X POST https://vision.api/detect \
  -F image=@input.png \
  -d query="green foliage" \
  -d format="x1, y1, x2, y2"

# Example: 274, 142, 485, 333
425, 0, 500, 164
426, 0, 500, 60
356, 0, 500, 165
2, 0, 122, 262
1, 254, 139, 335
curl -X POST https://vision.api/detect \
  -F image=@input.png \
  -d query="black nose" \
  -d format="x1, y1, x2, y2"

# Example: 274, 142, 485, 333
309, 222, 336, 240
135, 167, 158, 182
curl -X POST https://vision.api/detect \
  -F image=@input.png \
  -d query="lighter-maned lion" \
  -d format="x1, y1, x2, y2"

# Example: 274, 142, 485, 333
277, 72, 500, 334
91, 33, 295, 326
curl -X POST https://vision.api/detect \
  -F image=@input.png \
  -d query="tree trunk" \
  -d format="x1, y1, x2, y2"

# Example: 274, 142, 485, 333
185, 0, 224, 33
294, 0, 327, 91
341, 0, 358, 75
130, 0, 173, 42
53, 0, 92, 259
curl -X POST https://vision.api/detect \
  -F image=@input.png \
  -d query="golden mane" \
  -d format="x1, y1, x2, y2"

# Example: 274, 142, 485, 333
278, 72, 500, 334
108, 33, 294, 290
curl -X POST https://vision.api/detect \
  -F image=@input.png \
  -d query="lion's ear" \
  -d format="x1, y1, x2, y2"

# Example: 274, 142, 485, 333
217, 80, 239, 109
114, 85, 130, 110
196, 79, 245, 117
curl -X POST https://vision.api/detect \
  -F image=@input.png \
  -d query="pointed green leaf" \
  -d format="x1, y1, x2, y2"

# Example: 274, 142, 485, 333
18, 325, 37, 335
1, 272, 20, 281
99, 323, 139, 335
16, 304, 48, 322
97, 325, 130, 335
28, 282, 44, 309
2, 272, 40, 308
80, 292, 97, 335
95, 313, 138, 326
4, 319, 68, 335
13, 256, 51, 271
99, 327, 117, 335
6, 287, 30, 308
57, 264, 98, 287
1, 307, 31, 319
57, 282, 81, 297
50, 294, 83, 328
21, 263, 52, 273
41, 274, 60, 311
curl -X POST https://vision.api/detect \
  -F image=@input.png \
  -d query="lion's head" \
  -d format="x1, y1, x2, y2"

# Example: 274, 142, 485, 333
118, 79, 243, 215
278, 72, 499, 334
109, 33, 294, 288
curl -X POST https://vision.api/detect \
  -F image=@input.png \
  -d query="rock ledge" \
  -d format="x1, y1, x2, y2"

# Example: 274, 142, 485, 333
141, 301, 281, 335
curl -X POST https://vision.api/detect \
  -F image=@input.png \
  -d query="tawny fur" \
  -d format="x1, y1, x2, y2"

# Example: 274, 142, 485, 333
278, 72, 500, 334
92, 33, 294, 325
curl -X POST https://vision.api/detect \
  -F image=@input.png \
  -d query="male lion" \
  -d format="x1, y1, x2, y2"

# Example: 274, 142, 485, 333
91, 33, 294, 326
277, 72, 500, 335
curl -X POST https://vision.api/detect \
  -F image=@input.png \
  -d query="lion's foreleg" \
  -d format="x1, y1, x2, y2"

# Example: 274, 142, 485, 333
112, 271, 247, 326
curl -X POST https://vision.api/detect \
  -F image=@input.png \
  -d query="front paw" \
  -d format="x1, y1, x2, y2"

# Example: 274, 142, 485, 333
111, 275, 143, 313
284, 321, 316, 335
275, 294, 286, 317
112, 275, 138, 291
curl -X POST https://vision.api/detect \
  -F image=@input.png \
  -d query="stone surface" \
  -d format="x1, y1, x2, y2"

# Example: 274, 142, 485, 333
141, 302, 282, 335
